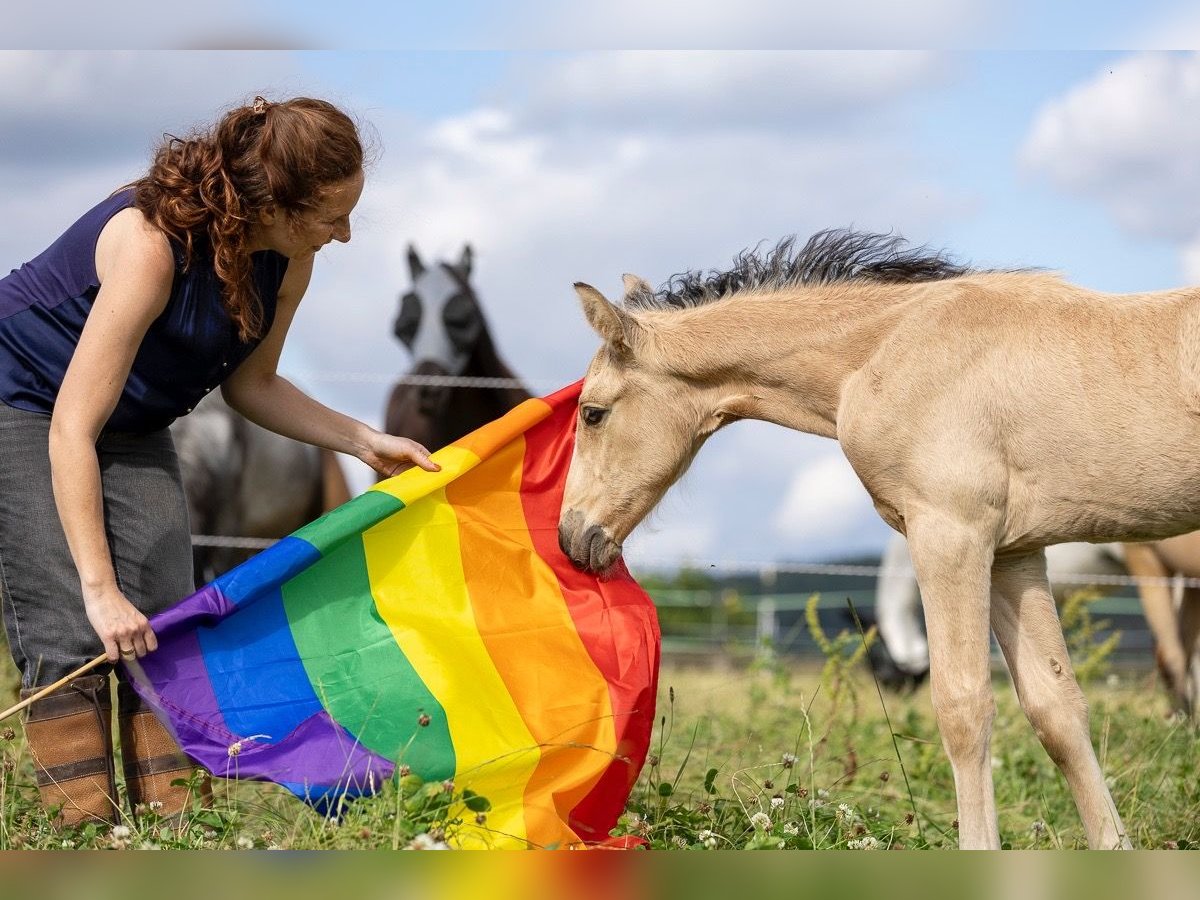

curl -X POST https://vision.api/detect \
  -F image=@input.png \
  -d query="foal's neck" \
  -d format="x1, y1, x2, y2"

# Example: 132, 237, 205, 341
649, 285, 907, 438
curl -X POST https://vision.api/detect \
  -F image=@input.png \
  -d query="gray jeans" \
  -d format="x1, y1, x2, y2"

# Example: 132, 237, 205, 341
0, 402, 194, 688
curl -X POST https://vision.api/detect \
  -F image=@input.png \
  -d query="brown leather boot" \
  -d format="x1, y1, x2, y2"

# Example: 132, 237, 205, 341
21, 673, 120, 827
117, 681, 211, 826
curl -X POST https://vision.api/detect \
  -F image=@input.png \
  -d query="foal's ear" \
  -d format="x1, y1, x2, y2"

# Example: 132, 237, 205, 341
407, 244, 425, 279
457, 244, 474, 278
621, 273, 655, 306
574, 282, 641, 352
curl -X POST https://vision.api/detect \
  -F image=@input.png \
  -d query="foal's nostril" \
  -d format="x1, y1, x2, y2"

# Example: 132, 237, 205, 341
583, 525, 609, 571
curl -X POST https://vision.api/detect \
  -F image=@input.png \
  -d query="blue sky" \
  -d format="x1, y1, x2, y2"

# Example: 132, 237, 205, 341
2, 42, 1199, 567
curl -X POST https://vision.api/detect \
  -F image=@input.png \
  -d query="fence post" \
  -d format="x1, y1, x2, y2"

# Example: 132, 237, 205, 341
757, 567, 778, 658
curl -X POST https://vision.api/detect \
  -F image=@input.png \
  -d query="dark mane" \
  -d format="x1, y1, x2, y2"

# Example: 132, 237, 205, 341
627, 229, 977, 310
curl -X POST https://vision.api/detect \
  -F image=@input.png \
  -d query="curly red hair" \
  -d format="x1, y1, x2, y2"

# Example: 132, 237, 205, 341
134, 97, 363, 341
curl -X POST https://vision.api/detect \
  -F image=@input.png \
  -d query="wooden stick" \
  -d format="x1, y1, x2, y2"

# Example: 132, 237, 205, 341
0, 653, 108, 722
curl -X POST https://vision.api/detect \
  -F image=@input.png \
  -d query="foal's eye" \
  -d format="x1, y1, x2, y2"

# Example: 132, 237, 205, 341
580, 405, 609, 427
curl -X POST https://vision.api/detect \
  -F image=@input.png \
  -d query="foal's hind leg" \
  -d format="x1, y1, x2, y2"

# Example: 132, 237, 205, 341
905, 515, 999, 849
990, 551, 1130, 849
1179, 587, 1200, 717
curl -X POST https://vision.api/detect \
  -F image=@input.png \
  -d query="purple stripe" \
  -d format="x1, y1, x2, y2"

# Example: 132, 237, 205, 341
196, 710, 393, 797
131, 629, 234, 752
147, 583, 233, 638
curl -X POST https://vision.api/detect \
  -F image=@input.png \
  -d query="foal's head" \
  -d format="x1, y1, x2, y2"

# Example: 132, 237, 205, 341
558, 279, 733, 574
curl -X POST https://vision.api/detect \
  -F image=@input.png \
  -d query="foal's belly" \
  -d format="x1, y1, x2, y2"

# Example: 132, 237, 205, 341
1001, 431, 1200, 550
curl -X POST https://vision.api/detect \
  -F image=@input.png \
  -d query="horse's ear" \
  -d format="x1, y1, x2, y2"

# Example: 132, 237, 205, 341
621, 273, 654, 306
458, 244, 474, 278
574, 282, 640, 352
407, 244, 425, 279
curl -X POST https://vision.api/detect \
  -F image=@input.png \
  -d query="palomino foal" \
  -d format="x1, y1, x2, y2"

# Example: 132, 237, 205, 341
552, 231, 1200, 849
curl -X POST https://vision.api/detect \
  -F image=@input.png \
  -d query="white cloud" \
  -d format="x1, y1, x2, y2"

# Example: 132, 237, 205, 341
1021, 52, 1200, 242
772, 450, 883, 549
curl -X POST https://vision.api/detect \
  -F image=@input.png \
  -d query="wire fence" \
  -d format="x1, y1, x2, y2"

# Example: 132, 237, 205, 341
193, 368, 1187, 667
291, 371, 559, 390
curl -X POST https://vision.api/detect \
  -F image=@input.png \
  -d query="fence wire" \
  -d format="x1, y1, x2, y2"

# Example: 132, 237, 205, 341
189, 536, 1200, 590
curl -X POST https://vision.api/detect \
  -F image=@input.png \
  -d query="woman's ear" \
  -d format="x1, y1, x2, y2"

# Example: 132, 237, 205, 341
258, 205, 279, 227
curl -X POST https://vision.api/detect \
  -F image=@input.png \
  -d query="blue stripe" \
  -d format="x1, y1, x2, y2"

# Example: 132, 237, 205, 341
213, 535, 322, 608
197, 584, 323, 743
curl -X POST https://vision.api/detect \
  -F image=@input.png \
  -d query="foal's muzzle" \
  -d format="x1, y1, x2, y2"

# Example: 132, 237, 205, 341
558, 508, 621, 574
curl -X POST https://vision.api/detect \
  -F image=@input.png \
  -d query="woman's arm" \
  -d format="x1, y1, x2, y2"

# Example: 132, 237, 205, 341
50, 208, 176, 662
221, 254, 439, 477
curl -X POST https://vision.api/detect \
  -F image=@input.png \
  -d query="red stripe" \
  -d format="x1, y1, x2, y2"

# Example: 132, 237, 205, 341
518, 381, 661, 842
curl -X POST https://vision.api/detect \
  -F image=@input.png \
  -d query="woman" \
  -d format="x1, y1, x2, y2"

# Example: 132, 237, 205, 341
0, 96, 438, 828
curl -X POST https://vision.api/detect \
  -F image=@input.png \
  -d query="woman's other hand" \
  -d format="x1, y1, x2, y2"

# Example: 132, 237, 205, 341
360, 431, 440, 478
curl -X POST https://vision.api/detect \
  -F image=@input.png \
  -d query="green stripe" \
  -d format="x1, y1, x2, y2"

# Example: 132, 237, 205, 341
283, 502, 455, 778
292, 491, 404, 556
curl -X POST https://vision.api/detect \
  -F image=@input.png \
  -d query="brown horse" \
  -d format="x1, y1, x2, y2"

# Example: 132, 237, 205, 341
383, 245, 529, 460
552, 230, 1200, 848
1122, 534, 1200, 715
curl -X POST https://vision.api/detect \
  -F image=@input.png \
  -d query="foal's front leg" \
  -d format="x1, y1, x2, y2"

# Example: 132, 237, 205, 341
906, 515, 999, 849
990, 551, 1131, 849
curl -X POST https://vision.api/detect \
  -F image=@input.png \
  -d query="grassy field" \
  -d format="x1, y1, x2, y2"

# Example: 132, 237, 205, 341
1, 608, 1198, 850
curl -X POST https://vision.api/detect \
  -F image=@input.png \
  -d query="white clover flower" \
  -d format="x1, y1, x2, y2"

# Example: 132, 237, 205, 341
698, 830, 719, 849
236, 835, 254, 850
770, 797, 785, 811
781, 753, 797, 768
836, 803, 856, 822
817, 788, 830, 799
111, 825, 131, 840
1030, 820, 1046, 836
750, 812, 772, 831
408, 833, 450, 850
673, 836, 688, 849
848, 836, 880, 850
782, 822, 799, 837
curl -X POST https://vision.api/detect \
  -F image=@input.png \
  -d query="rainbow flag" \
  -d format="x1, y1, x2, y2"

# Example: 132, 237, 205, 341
128, 382, 660, 848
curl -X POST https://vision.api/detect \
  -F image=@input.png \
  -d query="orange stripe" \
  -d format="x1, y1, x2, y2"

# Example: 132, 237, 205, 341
451, 397, 550, 460
447, 435, 617, 848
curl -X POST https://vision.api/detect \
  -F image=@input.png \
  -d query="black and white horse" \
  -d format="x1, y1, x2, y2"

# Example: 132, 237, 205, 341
384, 244, 530, 457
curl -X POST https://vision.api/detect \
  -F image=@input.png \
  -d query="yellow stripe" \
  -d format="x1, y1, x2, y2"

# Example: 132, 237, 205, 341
363, 484, 540, 849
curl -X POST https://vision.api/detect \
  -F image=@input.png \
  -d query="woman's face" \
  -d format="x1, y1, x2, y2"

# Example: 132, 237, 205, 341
257, 170, 365, 260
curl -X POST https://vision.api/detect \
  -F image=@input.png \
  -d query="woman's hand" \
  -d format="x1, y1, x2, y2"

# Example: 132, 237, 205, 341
359, 431, 441, 478
82, 584, 158, 662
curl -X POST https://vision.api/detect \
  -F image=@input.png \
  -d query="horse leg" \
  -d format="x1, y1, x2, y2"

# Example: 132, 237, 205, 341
1122, 543, 1188, 709
1179, 586, 1200, 718
905, 515, 998, 849
990, 551, 1130, 849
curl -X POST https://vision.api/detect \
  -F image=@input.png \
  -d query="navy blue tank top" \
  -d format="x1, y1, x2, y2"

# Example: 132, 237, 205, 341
0, 189, 288, 433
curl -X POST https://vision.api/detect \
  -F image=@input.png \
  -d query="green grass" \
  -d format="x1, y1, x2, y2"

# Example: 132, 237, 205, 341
2, 619, 1198, 850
